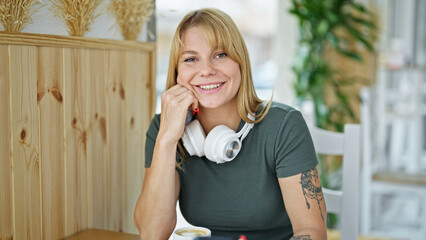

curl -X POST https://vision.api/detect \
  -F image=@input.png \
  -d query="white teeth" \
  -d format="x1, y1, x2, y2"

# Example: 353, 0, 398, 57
199, 83, 222, 90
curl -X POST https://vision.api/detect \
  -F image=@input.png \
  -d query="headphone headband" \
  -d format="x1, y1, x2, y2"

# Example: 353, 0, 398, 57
237, 114, 255, 140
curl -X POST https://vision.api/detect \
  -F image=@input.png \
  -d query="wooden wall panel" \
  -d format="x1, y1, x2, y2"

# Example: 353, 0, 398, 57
37, 46, 66, 239
123, 51, 148, 234
106, 50, 126, 231
0, 32, 156, 239
9, 45, 42, 240
140, 52, 153, 135
0, 45, 13, 240
87, 49, 108, 230
64, 48, 89, 236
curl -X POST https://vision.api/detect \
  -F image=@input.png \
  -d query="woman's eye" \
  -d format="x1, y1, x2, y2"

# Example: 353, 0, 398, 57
184, 57, 196, 62
215, 52, 227, 59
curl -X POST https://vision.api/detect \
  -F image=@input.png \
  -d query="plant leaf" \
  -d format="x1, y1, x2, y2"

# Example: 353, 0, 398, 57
347, 15, 376, 29
350, 2, 371, 14
337, 49, 363, 61
343, 22, 374, 51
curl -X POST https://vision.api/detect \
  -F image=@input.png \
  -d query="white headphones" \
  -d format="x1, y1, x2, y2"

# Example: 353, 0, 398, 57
181, 114, 254, 164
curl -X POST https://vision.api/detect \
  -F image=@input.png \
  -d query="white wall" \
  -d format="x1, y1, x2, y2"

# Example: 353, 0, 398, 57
271, 0, 298, 106
2, 0, 149, 42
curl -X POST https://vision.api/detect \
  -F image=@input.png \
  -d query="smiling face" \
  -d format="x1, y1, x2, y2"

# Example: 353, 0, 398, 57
176, 27, 241, 111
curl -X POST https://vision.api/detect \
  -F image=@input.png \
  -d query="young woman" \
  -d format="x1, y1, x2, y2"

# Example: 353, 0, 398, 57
134, 8, 327, 240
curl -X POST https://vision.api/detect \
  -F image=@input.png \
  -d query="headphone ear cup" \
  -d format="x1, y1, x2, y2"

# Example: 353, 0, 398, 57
204, 125, 241, 163
182, 120, 206, 157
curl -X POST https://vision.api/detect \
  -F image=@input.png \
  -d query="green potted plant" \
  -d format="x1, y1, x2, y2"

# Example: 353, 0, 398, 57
289, 0, 377, 228
290, 0, 376, 131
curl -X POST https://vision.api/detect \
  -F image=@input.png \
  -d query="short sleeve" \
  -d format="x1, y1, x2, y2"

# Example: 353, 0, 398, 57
274, 110, 318, 178
144, 114, 161, 168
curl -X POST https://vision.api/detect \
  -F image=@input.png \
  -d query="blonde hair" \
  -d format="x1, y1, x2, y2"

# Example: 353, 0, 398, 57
166, 8, 271, 123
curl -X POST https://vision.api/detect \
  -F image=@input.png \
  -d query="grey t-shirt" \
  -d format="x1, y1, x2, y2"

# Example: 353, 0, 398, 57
145, 102, 318, 240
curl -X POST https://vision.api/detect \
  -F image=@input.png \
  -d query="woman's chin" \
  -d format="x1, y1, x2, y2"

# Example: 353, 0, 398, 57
199, 103, 220, 110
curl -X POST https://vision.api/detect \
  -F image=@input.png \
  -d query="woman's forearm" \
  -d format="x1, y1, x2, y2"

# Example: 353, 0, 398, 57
134, 139, 180, 240
291, 227, 327, 240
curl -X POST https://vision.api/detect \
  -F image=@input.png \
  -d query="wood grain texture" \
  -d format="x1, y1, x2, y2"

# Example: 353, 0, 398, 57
373, 172, 426, 186
123, 51, 149, 234
65, 229, 139, 240
37, 46, 66, 239
64, 48, 89, 236
0, 32, 155, 52
148, 50, 156, 117
106, 50, 126, 231
327, 229, 401, 240
0, 45, 13, 240
87, 49, 108, 230
1, 33, 156, 238
9, 45, 42, 240
139, 51, 154, 134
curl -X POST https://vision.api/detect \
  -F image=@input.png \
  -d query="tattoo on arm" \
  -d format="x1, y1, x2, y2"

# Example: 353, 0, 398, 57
300, 167, 325, 221
290, 235, 312, 240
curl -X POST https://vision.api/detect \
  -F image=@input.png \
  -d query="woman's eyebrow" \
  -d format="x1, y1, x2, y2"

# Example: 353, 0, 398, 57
181, 50, 198, 55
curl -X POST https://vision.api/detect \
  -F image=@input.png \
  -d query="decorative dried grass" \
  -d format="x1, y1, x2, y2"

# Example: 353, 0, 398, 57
50, 0, 104, 37
0, 0, 41, 32
108, 0, 154, 40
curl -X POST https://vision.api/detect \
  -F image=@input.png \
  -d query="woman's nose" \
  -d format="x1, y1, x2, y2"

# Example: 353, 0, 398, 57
198, 59, 216, 76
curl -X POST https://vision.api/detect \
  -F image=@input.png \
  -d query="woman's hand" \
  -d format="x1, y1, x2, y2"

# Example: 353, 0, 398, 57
157, 84, 198, 145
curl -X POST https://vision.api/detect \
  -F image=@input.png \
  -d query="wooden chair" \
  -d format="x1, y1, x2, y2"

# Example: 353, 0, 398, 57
309, 124, 361, 240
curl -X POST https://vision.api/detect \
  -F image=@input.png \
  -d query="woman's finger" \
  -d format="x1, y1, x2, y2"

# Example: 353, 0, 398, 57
163, 85, 198, 111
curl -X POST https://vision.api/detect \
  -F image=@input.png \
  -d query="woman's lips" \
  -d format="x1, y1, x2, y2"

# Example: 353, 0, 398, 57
195, 82, 225, 94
